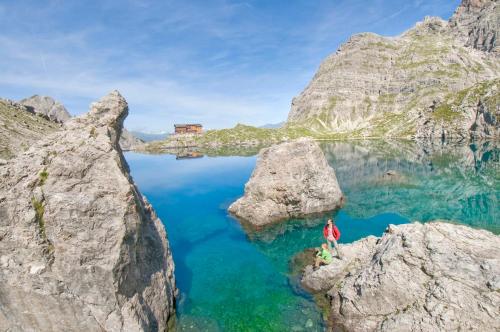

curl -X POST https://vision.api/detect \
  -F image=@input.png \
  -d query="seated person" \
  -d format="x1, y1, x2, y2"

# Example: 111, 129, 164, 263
315, 243, 333, 268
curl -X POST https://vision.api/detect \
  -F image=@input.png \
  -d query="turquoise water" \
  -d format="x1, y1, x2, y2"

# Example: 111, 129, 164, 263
125, 140, 499, 331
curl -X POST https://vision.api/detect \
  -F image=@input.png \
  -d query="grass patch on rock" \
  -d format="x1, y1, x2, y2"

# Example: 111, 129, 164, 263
38, 169, 49, 186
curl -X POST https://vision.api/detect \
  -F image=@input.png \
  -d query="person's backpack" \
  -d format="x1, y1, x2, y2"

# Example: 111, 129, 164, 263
333, 225, 341, 241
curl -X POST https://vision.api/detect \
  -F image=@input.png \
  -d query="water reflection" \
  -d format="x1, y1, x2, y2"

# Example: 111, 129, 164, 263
320, 140, 499, 233
164, 144, 268, 158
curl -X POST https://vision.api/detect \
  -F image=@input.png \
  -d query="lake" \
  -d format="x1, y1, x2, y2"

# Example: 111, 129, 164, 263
125, 139, 499, 331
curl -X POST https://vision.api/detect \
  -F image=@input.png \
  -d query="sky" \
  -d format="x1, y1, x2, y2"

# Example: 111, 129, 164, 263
0, 0, 461, 133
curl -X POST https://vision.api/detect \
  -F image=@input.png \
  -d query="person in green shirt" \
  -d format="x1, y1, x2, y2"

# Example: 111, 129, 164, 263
315, 243, 333, 268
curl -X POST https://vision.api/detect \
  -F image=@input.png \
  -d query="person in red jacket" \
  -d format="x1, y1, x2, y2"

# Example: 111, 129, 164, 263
323, 218, 342, 258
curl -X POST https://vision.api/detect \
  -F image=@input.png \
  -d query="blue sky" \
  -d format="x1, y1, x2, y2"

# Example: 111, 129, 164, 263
0, 0, 460, 132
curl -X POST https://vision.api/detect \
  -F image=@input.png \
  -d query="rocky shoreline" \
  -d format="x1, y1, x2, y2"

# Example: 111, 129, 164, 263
299, 221, 500, 331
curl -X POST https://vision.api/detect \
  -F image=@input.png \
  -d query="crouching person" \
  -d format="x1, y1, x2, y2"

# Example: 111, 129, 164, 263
315, 243, 333, 268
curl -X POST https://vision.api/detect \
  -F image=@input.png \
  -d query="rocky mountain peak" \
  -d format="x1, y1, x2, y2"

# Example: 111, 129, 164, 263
287, 0, 499, 139
19, 95, 71, 123
82, 90, 129, 148
87, 90, 128, 127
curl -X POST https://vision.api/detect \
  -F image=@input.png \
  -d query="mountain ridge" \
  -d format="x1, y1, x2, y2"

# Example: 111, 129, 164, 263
286, 0, 499, 140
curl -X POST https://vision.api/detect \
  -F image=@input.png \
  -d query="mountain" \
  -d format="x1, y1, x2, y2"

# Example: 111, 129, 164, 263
19, 95, 71, 123
120, 128, 146, 151
287, 0, 499, 140
259, 122, 285, 129
130, 131, 170, 142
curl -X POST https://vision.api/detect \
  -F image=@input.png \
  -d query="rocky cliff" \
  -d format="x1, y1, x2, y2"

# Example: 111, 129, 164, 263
450, 0, 499, 54
301, 222, 500, 331
229, 138, 343, 227
0, 91, 176, 331
288, 0, 499, 140
415, 78, 499, 140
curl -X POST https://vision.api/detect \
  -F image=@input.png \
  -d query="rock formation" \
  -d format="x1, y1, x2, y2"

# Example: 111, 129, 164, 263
0, 91, 176, 331
20, 95, 72, 123
301, 221, 500, 331
228, 138, 343, 226
450, 0, 499, 54
287, 0, 499, 140
0, 98, 60, 159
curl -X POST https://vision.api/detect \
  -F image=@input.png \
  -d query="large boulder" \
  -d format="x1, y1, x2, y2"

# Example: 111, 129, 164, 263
0, 91, 176, 331
20, 95, 71, 123
301, 222, 500, 331
228, 138, 344, 226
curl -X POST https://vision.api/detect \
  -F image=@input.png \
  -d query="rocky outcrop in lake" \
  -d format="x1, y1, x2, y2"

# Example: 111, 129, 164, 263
0, 91, 176, 331
229, 138, 343, 227
301, 221, 500, 331
287, 0, 499, 139
20, 95, 72, 123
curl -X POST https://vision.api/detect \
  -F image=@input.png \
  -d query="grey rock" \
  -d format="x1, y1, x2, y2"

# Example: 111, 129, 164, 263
0, 91, 176, 331
450, 0, 499, 54
301, 222, 500, 331
20, 95, 71, 123
228, 138, 344, 226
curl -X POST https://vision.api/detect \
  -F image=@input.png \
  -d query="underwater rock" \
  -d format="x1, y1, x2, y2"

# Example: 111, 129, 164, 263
301, 221, 500, 331
229, 138, 344, 227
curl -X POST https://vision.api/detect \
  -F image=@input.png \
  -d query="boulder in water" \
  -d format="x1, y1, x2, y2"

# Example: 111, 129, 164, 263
229, 138, 344, 227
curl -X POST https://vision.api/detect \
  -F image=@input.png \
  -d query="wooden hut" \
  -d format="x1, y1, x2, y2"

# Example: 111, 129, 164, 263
174, 124, 203, 134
